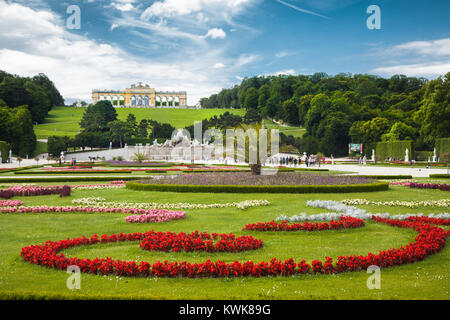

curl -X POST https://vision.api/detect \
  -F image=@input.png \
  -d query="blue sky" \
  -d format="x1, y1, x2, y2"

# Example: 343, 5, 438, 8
0, 0, 449, 104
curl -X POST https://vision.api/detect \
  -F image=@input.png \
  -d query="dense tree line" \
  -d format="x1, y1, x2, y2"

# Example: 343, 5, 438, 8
0, 71, 63, 157
200, 72, 450, 156
0, 71, 64, 123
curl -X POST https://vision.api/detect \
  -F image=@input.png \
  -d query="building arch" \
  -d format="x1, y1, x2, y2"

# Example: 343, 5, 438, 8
155, 96, 161, 107
174, 96, 180, 107
161, 96, 167, 107
137, 95, 143, 106
168, 96, 173, 107
119, 95, 124, 107
144, 95, 150, 107
131, 95, 136, 107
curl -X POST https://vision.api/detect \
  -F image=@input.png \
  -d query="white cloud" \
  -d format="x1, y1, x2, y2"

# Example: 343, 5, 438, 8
203, 28, 226, 39
387, 38, 450, 57
110, 23, 119, 31
0, 0, 249, 105
372, 38, 450, 78
263, 69, 296, 76
373, 62, 450, 78
213, 62, 225, 68
236, 53, 259, 66
141, 0, 253, 19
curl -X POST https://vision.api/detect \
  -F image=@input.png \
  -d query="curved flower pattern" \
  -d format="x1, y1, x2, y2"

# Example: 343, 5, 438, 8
20, 216, 449, 278
125, 210, 185, 223
140, 231, 263, 252
342, 198, 450, 208
243, 216, 365, 231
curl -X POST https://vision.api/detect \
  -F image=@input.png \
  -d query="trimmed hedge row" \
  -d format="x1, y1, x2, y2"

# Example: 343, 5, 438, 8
14, 170, 132, 175
376, 140, 414, 161
0, 176, 142, 183
354, 175, 412, 180
126, 181, 389, 194
429, 174, 450, 179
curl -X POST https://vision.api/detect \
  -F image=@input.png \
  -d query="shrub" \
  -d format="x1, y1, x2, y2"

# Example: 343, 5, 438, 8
0, 141, 10, 163
429, 174, 450, 179
376, 140, 414, 161
126, 181, 389, 194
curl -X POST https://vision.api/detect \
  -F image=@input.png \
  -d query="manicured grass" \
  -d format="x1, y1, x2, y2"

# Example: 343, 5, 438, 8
263, 119, 306, 139
0, 184, 448, 299
34, 106, 245, 139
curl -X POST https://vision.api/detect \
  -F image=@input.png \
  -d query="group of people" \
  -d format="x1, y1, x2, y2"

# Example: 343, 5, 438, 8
268, 156, 302, 167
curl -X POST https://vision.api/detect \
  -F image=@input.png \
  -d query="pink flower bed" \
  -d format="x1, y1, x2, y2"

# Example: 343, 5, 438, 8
0, 206, 184, 217
125, 210, 186, 223
0, 200, 24, 207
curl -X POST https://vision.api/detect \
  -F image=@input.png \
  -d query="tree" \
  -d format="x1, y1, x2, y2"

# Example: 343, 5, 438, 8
243, 108, 262, 124
281, 99, 299, 125
243, 87, 259, 109
382, 121, 417, 142
79, 100, 117, 132
108, 120, 131, 148
318, 112, 352, 156
125, 113, 138, 137
415, 72, 450, 145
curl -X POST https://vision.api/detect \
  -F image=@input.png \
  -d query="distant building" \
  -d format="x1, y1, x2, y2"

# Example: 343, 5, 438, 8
92, 82, 187, 108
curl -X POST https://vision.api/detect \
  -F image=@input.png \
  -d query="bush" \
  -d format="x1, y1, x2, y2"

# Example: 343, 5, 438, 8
0, 141, 10, 163
126, 181, 389, 194
429, 174, 450, 179
436, 138, 450, 158
376, 140, 414, 161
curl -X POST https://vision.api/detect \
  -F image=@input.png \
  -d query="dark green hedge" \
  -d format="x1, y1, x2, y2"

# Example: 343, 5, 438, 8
436, 138, 450, 158
355, 175, 412, 179
376, 140, 414, 161
126, 181, 389, 194
429, 174, 450, 179
0, 141, 10, 163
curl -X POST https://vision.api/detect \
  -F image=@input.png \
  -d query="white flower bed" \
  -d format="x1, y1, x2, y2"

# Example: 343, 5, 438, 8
274, 200, 450, 222
341, 198, 450, 208
72, 197, 270, 210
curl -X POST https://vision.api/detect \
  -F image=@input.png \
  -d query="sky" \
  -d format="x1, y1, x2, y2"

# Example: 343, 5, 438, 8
0, 0, 449, 105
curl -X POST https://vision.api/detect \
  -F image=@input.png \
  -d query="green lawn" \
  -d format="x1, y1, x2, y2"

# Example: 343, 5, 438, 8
34, 106, 245, 139
0, 184, 448, 299
263, 119, 306, 139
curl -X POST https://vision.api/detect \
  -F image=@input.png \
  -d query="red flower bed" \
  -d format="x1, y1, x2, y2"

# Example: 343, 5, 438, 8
409, 183, 450, 191
140, 231, 263, 252
242, 216, 365, 232
20, 216, 449, 278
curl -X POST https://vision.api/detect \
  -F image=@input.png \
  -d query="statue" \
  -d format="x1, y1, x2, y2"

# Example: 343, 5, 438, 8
371, 149, 375, 162
433, 148, 437, 162
405, 148, 409, 163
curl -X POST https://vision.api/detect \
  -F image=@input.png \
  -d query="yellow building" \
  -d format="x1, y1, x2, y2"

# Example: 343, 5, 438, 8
92, 82, 187, 108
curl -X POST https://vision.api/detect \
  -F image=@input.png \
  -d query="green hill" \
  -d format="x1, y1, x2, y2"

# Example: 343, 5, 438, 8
34, 106, 245, 139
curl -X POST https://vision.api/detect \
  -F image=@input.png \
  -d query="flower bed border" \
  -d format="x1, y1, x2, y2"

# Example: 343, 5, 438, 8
243, 216, 365, 231
126, 181, 389, 194
19, 216, 449, 278
429, 174, 450, 179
